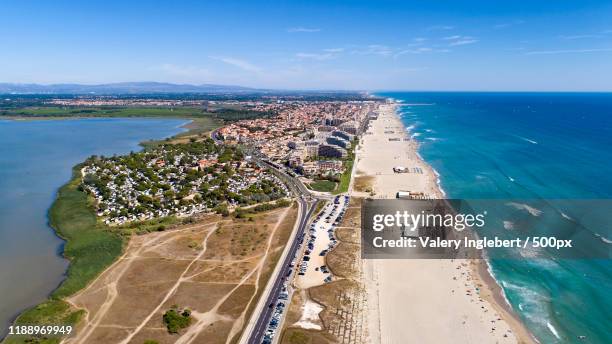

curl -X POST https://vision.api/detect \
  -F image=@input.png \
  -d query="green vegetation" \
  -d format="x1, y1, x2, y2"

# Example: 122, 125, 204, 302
0, 106, 272, 122
162, 307, 192, 334
334, 159, 353, 194
141, 117, 223, 149
333, 138, 358, 195
309, 179, 337, 192
3, 106, 206, 118
3, 300, 85, 344
143, 340, 159, 344
234, 199, 292, 218
49, 166, 125, 298
82, 140, 286, 225
114, 215, 181, 235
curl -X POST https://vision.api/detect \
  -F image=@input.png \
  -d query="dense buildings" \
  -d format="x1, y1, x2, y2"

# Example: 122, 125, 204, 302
217, 100, 377, 177
81, 139, 288, 225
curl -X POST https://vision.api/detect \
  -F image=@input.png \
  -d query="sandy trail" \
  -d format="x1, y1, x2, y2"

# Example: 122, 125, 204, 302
65, 227, 197, 344
175, 207, 290, 344
63, 205, 294, 344
116, 224, 219, 344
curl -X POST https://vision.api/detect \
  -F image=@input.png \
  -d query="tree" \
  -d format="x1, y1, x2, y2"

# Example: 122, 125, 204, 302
163, 308, 192, 333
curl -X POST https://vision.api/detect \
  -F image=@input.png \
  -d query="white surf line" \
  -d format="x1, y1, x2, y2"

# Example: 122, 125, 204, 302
117, 224, 218, 344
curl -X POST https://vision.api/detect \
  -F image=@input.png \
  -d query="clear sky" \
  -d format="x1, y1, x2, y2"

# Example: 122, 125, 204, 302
1, 0, 612, 91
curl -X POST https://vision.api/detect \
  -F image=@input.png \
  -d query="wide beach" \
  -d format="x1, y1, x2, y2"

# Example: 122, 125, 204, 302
353, 103, 535, 344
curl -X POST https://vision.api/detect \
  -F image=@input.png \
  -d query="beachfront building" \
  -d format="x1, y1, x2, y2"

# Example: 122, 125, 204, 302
318, 144, 347, 158
318, 160, 343, 174
326, 136, 351, 149
338, 120, 359, 135
332, 130, 354, 142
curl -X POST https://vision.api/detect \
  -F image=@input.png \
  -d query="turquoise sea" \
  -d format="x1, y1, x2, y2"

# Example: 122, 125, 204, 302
0, 118, 187, 336
378, 92, 612, 343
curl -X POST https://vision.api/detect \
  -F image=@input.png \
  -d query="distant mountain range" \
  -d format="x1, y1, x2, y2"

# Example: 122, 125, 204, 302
0, 82, 261, 94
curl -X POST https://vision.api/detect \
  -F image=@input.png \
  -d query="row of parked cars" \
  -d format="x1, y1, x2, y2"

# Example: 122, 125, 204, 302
303, 195, 349, 282
262, 196, 349, 343
263, 280, 290, 344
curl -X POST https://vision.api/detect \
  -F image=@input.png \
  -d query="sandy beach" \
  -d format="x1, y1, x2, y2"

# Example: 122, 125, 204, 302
353, 103, 535, 344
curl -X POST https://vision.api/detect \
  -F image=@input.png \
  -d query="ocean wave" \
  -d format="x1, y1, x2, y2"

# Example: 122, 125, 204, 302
547, 322, 561, 340
503, 220, 515, 230
508, 176, 515, 182
410, 132, 421, 139
517, 135, 538, 144
506, 202, 543, 216
484, 260, 513, 309
424, 128, 435, 133
432, 168, 447, 197
405, 124, 416, 131
560, 212, 572, 220
518, 246, 543, 258
594, 232, 612, 244
425, 137, 440, 141
501, 280, 550, 323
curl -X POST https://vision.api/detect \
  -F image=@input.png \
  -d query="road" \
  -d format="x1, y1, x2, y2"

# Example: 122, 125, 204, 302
211, 130, 322, 344
243, 159, 319, 344
247, 198, 319, 344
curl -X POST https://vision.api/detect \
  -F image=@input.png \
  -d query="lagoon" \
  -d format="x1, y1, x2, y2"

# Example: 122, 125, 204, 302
0, 118, 187, 336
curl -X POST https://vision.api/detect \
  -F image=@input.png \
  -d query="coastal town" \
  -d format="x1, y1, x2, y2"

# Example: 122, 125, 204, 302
81, 138, 288, 225
3, 95, 533, 344
77, 99, 379, 227
217, 100, 378, 190
2, 1, 607, 344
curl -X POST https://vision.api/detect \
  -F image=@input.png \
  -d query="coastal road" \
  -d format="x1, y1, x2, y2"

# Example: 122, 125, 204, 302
239, 158, 320, 344
211, 129, 323, 344
244, 198, 319, 344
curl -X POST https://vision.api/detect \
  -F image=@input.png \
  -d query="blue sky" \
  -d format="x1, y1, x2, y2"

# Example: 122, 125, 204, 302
1, 0, 612, 90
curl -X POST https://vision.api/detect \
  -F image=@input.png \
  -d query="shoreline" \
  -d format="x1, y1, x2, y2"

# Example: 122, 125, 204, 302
355, 102, 536, 344
399, 103, 538, 343
1, 117, 208, 343
395, 102, 536, 342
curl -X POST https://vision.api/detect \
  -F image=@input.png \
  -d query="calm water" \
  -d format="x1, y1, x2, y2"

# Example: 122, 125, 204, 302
0, 118, 187, 336
379, 92, 612, 343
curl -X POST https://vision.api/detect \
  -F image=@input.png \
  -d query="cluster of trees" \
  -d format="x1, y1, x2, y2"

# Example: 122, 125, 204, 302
234, 199, 292, 218
162, 306, 192, 333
